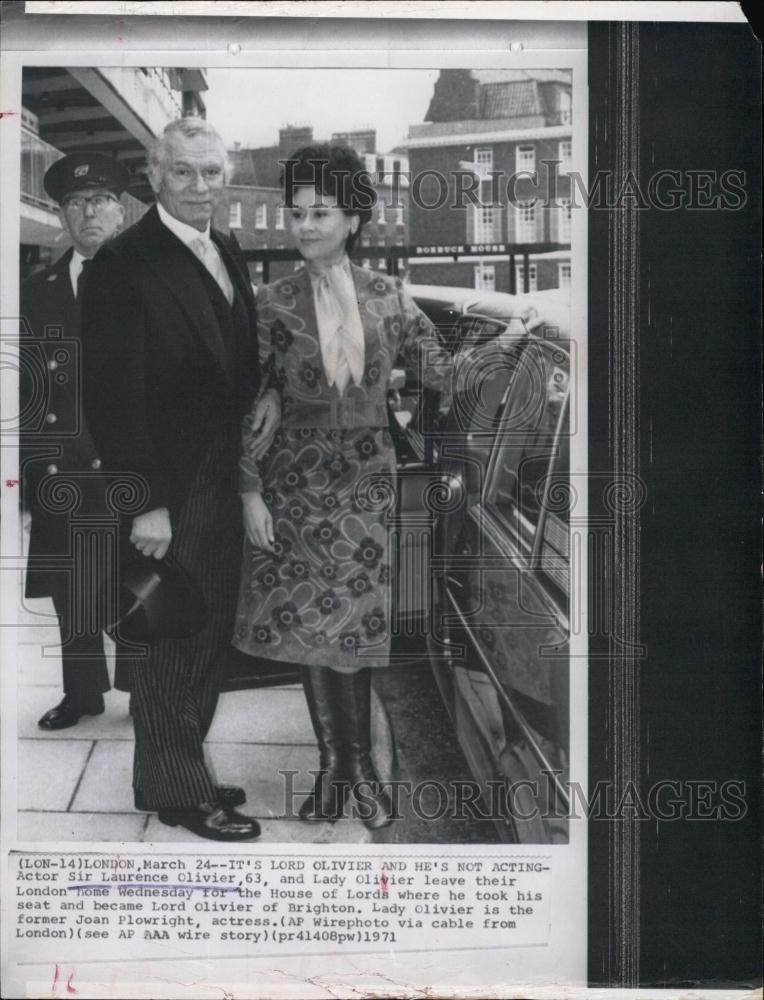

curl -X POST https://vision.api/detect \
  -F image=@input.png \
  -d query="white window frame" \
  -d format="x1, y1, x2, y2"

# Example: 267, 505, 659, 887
275, 205, 285, 229
558, 140, 573, 173
255, 203, 268, 229
558, 90, 572, 124
472, 147, 497, 242
228, 201, 242, 229
474, 146, 493, 177
558, 198, 572, 242
515, 202, 536, 242
515, 262, 538, 292
515, 144, 536, 174
378, 258, 386, 269
377, 202, 387, 226
394, 205, 404, 226
558, 262, 571, 289
473, 204, 497, 243
474, 262, 496, 291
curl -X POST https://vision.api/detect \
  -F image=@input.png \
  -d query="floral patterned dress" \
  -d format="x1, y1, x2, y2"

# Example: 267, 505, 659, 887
233, 264, 452, 672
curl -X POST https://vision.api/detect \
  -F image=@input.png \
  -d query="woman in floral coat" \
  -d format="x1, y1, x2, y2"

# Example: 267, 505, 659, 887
234, 144, 452, 829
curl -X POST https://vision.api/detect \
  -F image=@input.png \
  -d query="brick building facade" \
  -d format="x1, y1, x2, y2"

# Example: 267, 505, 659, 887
215, 125, 410, 285
406, 69, 573, 294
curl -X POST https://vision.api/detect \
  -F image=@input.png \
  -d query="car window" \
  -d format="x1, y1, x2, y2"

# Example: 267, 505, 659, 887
484, 339, 570, 597
448, 318, 528, 437
411, 298, 463, 352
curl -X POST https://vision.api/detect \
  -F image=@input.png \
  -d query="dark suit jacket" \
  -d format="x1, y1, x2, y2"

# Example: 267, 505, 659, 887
80, 205, 261, 518
20, 248, 105, 598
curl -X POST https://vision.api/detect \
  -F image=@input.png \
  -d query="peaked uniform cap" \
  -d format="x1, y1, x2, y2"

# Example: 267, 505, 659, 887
44, 152, 129, 204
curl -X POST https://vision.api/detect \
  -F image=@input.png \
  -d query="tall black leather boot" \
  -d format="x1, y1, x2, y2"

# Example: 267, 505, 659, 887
336, 668, 393, 830
298, 666, 347, 822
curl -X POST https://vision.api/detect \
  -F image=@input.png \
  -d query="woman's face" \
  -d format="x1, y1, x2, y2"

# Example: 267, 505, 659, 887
288, 186, 359, 266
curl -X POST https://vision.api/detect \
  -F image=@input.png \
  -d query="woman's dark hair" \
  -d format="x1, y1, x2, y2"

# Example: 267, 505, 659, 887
280, 143, 376, 252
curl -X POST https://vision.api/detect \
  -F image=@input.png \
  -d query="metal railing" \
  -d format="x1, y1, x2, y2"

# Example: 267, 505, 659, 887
21, 127, 63, 212
243, 242, 570, 294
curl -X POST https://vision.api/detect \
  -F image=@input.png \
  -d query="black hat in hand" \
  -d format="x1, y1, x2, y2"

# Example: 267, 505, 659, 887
108, 553, 207, 644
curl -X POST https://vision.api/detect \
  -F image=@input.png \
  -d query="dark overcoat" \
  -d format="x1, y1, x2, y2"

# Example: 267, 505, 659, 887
80, 205, 261, 518
20, 248, 105, 599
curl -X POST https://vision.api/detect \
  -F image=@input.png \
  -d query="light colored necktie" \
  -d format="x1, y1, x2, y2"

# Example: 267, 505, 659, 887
312, 261, 365, 395
189, 236, 234, 305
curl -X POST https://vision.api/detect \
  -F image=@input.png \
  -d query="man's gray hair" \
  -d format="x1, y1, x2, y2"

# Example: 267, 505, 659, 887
148, 117, 231, 181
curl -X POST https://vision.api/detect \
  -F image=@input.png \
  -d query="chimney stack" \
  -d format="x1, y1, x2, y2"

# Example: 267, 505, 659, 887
279, 124, 314, 150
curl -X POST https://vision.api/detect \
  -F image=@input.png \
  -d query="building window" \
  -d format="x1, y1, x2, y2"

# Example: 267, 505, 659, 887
276, 205, 285, 229
558, 198, 572, 242
473, 204, 498, 243
255, 203, 267, 229
362, 258, 371, 268
378, 258, 386, 269
516, 144, 535, 174
394, 205, 404, 226
229, 201, 242, 229
474, 147, 493, 175
558, 90, 572, 124
515, 202, 536, 242
377, 203, 387, 226
515, 262, 538, 292
558, 262, 571, 288
559, 140, 572, 173
361, 234, 371, 247
396, 236, 405, 246
471, 147, 498, 242
474, 263, 496, 291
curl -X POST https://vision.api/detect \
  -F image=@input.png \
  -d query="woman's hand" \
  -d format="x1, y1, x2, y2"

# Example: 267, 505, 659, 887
242, 490, 275, 552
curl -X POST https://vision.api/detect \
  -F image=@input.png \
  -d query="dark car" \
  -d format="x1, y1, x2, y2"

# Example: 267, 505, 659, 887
397, 284, 572, 844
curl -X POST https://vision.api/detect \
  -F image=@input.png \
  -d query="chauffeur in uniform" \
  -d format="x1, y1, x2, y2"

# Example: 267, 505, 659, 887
80, 118, 279, 842
20, 152, 133, 731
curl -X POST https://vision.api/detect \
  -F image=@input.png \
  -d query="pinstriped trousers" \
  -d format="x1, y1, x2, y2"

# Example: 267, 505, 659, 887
131, 427, 243, 810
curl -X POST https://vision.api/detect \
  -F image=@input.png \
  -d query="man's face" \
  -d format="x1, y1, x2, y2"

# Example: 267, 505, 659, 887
150, 132, 226, 231
60, 187, 125, 257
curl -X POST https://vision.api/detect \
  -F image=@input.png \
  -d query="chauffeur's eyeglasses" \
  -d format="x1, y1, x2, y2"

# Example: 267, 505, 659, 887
62, 194, 119, 212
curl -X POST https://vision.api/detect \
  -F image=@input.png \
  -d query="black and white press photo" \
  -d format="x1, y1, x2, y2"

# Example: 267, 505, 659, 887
13, 62, 583, 849
1, 4, 760, 1000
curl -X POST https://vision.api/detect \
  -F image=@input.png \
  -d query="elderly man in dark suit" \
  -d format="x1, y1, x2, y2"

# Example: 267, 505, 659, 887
81, 117, 278, 841
20, 152, 134, 731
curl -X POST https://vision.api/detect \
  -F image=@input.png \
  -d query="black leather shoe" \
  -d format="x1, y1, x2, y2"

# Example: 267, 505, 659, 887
38, 694, 105, 731
135, 784, 245, 812
157, 802, 261, 841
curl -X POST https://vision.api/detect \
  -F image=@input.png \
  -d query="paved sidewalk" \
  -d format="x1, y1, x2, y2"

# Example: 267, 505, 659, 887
16, 589, 394, 846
